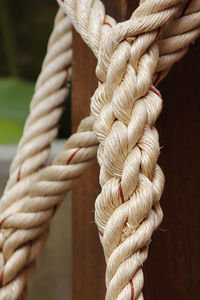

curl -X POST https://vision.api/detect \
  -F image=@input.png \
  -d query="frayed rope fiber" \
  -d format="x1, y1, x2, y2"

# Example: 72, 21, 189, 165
0, 0, 199, 299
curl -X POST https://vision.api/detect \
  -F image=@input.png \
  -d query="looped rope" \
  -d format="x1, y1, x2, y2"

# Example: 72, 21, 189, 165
0, 1, 199, 299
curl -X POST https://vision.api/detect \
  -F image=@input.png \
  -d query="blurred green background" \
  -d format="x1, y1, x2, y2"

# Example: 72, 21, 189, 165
0, 0, 70, 144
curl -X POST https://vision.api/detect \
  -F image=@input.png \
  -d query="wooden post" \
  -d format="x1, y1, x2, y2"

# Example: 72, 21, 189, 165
71, 2, 200, 299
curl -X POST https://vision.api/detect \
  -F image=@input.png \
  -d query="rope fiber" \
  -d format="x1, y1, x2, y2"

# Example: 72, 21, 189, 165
0, 0, 199, 299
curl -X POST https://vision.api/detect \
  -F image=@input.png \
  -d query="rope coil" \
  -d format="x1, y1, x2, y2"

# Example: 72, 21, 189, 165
0, 0, 199, 299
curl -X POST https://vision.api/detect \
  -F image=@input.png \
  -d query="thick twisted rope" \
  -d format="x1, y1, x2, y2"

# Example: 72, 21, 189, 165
58, 0, 200, 82
0, 0, 200, 299
156, 0, 200, 83
0, 115, 98, 299
0, 9, 72, 215
59, 0, 200, 299
0, 8, 99, 297
0, 8, 73, 298
87, 1, 181, 299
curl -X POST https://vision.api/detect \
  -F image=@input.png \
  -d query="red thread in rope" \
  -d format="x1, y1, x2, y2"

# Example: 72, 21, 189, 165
98, 229, 103, 237
17, 167, 21, 182
0, 215, 12, 227
137, 145, 142, 154
61, 68, 69, 89
104, 21, 112, 28
130, 280, 134, 300
0, 268, 4, 287
150, 86, 162, 98
119, 183, 125, 203
67, 148, 81, 164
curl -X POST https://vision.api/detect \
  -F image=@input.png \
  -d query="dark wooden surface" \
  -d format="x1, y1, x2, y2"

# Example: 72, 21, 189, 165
144, 37, 200, 300
71, 29, 104, 299
71, 2, 200, 299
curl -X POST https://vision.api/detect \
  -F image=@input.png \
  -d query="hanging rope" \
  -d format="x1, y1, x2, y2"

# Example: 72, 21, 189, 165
0, 0, 199, 299
0, 9, 72, 214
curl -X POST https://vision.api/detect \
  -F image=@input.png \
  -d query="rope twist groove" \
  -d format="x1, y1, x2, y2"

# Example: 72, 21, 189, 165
0, 0, 199, 299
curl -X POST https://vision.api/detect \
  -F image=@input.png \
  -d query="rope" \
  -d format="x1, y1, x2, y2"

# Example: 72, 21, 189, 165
0, 1, 199, 299
78, 2, 180, 299
0, 9, 72, 214
156, 0, 200, 83
0, 8, 99, 298
0, 8, 73, 298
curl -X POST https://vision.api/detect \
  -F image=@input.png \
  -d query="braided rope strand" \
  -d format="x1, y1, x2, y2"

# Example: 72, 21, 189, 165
0, 0, 200, 299
0, 8, 73, 299
0, 115, 98, 299
59, 0, 182, 299
155, 0, 200, 83
59, 0, 200, 84
0, 9, 72, 214
92, 6, 173, 300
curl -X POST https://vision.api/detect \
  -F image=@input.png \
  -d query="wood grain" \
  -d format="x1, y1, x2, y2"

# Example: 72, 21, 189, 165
71, 1, 200, 299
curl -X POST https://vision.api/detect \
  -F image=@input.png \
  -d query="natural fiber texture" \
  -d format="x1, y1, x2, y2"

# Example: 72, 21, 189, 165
0, 9, 99, 298
0, 8, 73, 298
0, 0, 199, 299
156, 0, 200, 83
0, 9, 72, 215
59, 0, 200, 299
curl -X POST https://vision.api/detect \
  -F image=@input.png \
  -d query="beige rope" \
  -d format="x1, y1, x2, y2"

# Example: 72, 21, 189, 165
0, 8, 73, 298
156, 0, 200, 83
0, 8, 99, 297
0, 9, 72, 214
0, 0, 199, 299
58, 0, 200, 299
86, 2, 180, 299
